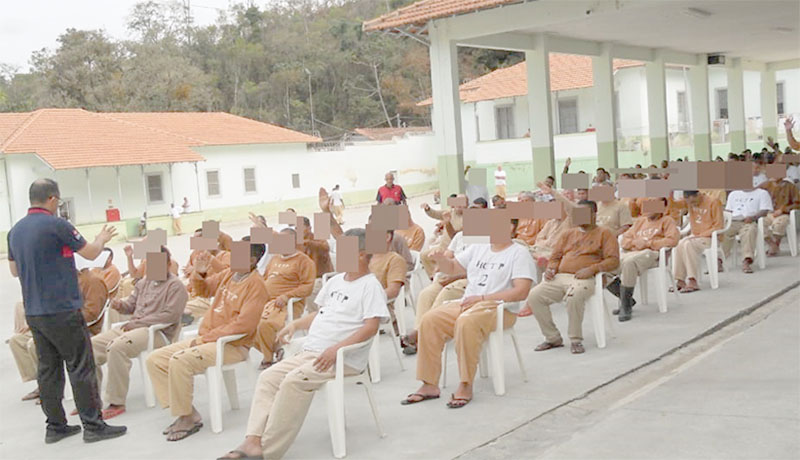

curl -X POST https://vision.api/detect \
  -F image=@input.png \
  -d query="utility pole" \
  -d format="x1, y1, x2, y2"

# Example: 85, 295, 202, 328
304, 68, 316, 135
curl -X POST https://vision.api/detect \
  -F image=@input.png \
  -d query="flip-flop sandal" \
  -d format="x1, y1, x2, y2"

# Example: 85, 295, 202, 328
742, 266, 753, 274
570, 342, 585, 354
534, 341, 564, 351
216, 450, 262, 460
679, 285, 700, 293
518, 307, 533, 317
101, 406, 126, 420
446, 394, 472, 409
21, 389, 40, 401
400, 393, 440, 405
162, 420, 178, 435
167, 422, 203, 442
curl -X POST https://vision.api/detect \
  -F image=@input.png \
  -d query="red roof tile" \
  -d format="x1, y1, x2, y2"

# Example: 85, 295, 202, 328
364, 0, 521, 32
0, 109, 320, 170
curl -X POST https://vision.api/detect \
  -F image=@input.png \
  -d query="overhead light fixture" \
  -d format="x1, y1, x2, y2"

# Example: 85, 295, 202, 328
682, 7, 712, 19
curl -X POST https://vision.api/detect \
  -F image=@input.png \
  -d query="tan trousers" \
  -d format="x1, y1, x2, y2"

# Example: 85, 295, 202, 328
118, 277, 136, 299
185, 296, 212, 323
332, 205, 344, 224
620, 250, 660, 287
145, 338, 248, 417
417, 300, 516, 386
420, 235, 450, 277
721, 221, 757, 261
765, 213, 790, 238
172, 217, 182, 235
672, 237, 711, 281
256, 300, 304, 360
14, 301, 27, 334
245, 351, 359, 459
527, 273, 595, 343
92, 326, 168, 406
9, 331, 37, 382
496, 184, 507, 199
414, 278, 467, 328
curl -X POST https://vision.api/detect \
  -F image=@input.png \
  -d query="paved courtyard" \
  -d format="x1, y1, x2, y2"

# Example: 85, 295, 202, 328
1, 194, 798, 459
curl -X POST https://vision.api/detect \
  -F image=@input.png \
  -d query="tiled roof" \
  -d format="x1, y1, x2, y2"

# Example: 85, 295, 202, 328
364, 0, 521, 32
0, 109, 320, 170
418, 54, 643, 106
353, 126, 432, 141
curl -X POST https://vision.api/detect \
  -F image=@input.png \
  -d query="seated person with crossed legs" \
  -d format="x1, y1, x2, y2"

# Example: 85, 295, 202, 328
401, 218, 535, 408
671, 190, 724, 293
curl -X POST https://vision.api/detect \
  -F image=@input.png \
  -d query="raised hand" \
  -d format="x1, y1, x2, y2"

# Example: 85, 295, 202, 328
124, 244, 133, 258
97, 225, 118, 244
194, 251, 211, 274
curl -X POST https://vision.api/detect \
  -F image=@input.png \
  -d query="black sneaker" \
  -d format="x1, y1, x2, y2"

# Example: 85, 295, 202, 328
83, 423, 127, 443
45, 425, 81, 444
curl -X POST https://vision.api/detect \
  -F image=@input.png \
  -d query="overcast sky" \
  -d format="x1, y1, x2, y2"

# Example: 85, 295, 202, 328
0, 0, 247, 71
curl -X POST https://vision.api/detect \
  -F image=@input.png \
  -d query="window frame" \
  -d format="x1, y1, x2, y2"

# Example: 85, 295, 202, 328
776, 81, 785, 116
145, 172, 165, 204
206, 169, 221, 197
494, 104, 515, 140
557, 97, 579, 135
291, 173, 300, 189
243, 166, 257, 194
716, 87, 728, 120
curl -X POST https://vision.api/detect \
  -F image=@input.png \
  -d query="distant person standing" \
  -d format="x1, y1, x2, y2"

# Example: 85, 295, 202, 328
329, 184, 345, 224
376, 172, 407, 204
170, 203, 183, 236
138, 211, 148, 237
7, 178, 127, 444
181, 197, 190, 214
494, 165, 507, 198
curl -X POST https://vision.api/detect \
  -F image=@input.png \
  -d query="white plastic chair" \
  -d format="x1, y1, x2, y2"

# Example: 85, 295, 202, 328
367, 315, 405, 384
103, 322, 173, 408
589, 273, 617, 348
93, 298, 112, 332
731, 216, 767, 270
286, 297, 306, 324
441, 301, 527, 396
181, 329, 253, 434
680, 211, 731, 290
788, 209, 799, 257
407, 250, 430, 308
637, 246, 679, 313
393, 285, 412, 337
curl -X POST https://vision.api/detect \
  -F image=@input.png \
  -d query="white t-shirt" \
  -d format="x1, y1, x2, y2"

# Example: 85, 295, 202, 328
330, 190, 344, 206
752, 173, 768, 188
306, 273, 390, 370
786, 165, 800, 183
447, 231, 468, 255
725, 189, 773, 220
494, 170, 507, 186
170, 207, 181, 219
454, 243, 536, 314
466, 184, 489, 205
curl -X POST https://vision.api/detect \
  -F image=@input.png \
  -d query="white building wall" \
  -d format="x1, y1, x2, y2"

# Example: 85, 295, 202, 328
0, 158, 11, 231
777, 68, 800, 118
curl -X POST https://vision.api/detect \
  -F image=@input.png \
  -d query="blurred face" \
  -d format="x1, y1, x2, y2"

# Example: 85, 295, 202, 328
545, 177, 555, 188
385, 173, 394, 186
493, 197, 506, 208
519, 193, 532, 203
576, 189, 589, 201
579, 205, 596, 229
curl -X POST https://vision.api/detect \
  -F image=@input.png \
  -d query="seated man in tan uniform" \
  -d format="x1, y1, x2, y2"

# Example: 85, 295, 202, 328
596, 194, 633, 237
120, 244, 179, 298
396, 213, 426, 251
401, 218, 535, 408
91, 246, 187, 419
759, 174, 800, 256
369, 229, 408, 335
419, 195, 466, 276
256, 228, 316, 369
513, 191, 546, 247
183, 243, 231, 324
608, 198, 680, 321
672, 190, 724, 293
217, 228, 389, 460
9, 269, 108, 402
146, 238, 268, 442
91, 248, 121, 295
527, 200, 619, 354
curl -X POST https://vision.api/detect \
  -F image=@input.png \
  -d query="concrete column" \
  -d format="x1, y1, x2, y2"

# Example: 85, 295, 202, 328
168, 163, 176, 205
115, 166, 124, 220
428, 21, 465, 199
646, 52, 669, 164
760, 69, 778, 142
688, 60, 712, 160
592, 43, 618, 170
85, 168, 94, 223
141, 165, 148, 211
194, 162, 203, 212
525, 34, 555, 184
727, 58, 746, 152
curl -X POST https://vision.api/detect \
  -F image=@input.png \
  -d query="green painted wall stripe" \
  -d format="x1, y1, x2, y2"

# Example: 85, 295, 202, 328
649, 136, 669, 164
729, 130, 746, 152
597, 141, 618, 170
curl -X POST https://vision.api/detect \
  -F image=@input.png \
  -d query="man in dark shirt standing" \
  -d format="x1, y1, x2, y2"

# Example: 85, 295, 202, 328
7, 178, 127, 444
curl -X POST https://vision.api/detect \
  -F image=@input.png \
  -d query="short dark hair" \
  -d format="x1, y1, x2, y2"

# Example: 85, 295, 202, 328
491, 195, 504, 202
473, 197, 488, 208
577, 199, 597, 213
159, 245, 171, 263
546, 175, 555, 182
449, 193, 457, 198
29, 178, 60, 205
242, 236, 266, 262
684, 190, 699, 197
301, 216, 311, 227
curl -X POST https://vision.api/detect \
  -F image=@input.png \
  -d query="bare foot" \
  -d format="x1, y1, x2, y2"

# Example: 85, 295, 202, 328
402, 383, 440, 404
166, 408, 203, 441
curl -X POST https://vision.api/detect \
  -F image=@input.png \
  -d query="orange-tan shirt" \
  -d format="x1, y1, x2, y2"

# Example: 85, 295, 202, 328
78, 269, 110, 335
549, 226, 619, 275
193, 269, 269, 347
515, 218, 545, 245
368, 252, 407, 290
533, 218, 570, 249
264, 252, 316, 303
91, 265, 121, 292
396, 224, 425, 251
597, 200, 633, 233
688, 194, 724, 238
701, 189, 727, 206
621, 216, 680, 251
303, 237, 333, 278
666, 196, 687, 227
761, 179, 800, 214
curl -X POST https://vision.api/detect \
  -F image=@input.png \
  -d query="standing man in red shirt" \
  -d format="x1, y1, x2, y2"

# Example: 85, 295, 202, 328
376, 171, 407, 204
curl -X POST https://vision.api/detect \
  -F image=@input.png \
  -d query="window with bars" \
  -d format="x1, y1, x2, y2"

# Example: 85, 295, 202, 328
243, 167, 257, 193
777, 81, 785, 115
292, 173, 300, 189
716, 88, 728, 119
677, 91, 688, 132
558, 99, 579, 134
146, 173, 163, 203
494, 106, 515, 139
206, 170, 220, 196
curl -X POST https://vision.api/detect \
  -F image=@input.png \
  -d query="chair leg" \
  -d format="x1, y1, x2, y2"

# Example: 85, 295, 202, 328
222, 369, 239, 410
706, 251, 719, 290
488, 331, 505, 396
655, 267, 668, 313
368, 335, 381, 384
639, 271, 649, 305
386, 325, 406, 372
509, 329, 528, 382
140, 354, 157, 408
206, 368, 223, 434
325, 380, 346, 459
360, 377, 386, 438
591, 292, 606, 349
395, 302, 407, 337
479, 346, 489, 379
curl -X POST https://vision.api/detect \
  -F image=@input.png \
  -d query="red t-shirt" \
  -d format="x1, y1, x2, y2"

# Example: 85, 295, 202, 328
376, 184, 407, 204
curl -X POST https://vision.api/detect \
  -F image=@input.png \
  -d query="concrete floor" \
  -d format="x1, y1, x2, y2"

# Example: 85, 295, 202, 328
1, 193, 799, 460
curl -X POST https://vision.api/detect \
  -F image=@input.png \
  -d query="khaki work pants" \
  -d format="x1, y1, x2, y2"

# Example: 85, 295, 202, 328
417, 300, 516, 386
185, 296, 212, 323
9, 331, 37, 382
332, 205, 344, 224
14, 301, 27, 334
245, 351, 359, 459
619, 250, 660, 287
172, 217, 183, 235
721, 221, 757, 261
765, 213, 790, 238
414, 278, 467, 328
145, 338, 248, 417
92, 326, 169, 406
672, 237, 711, 281
527, 273, 595, 343
495, 184, 507, 199
256, 300, 304, 360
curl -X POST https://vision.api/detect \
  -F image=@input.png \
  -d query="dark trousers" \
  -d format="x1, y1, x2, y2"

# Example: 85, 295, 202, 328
26, 309, 104, 431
